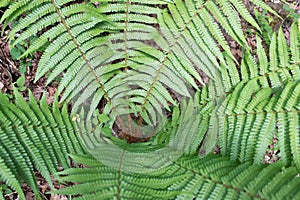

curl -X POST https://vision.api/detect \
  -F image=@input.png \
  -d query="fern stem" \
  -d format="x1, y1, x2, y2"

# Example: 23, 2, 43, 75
117, 150, 125, 200
50, 0, 112, 104
225, 109, 300, 117
135, 3, 208, 132
175, 161, 266, 200
140, 3, 207, 110
124, 0, 134, 137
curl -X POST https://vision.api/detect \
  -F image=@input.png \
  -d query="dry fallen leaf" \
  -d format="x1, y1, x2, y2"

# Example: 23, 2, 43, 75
50, 194, 69, 200
0, 81, 4, 90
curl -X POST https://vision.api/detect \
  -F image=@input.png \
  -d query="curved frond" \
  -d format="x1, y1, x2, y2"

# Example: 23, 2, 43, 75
2, 1, 300, 199
1, 0, 116, 118
0, 90, 86, 199
222, 23, 300, 92
76, 91, 213, 174
54, 154, 300, 199
217, 80, 300, 168
1, 0, 276, 130
98, 0, 276, 127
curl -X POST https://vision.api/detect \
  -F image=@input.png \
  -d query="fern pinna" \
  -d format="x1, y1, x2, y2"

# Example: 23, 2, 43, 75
52, 154, 300, 200
0, 0, 300, 199
0, 89, 85, 199
1, 0, 277, 127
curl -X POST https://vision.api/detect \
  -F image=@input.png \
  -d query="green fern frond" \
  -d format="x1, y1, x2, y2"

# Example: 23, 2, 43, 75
0, 157, 25, 200
54, 154, 300, 199
223, 23, 300, 92
0, 90, 86, 199
1, 0, 276, 128
3, 2, 300, 198
290, 22, 300, 64
217, 80, 300, 168
76, 92, 212, 174
1, 1, 116, 118
98, 0, 276, 125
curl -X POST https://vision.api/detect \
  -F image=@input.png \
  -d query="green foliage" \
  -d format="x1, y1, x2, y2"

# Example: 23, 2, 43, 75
283, 3, 300, 20
1, 0, 276, 124
217, 80, 300, 166
9, 31, 39, 73
10, 41, 32, 74
0, 89, 86, 199
54, 154, 300, 200
0, 0, 9, 8
254, 8, 274, 45
15, 75, 26, 91
214, 23, 300, 169
77, 93, 212, 174
0, 0, 300, 199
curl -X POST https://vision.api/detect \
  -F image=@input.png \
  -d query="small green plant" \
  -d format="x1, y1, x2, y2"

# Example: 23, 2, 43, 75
15, 75, 26, 91
9, 36, 33, 74
9, 25, 49, 74
254, 8, 274, 45
283, 3, 299, 20
0, 182, 13, 198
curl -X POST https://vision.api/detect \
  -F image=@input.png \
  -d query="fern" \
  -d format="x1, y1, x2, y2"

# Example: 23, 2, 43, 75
1, 0, 116, 118
1, 0, 300, 199
1, 0, 277, 127
217, 80, 300, 166
210, 25, 300, 168
0, 89, 86, 199
76, 92, 212, 173
54, 154, 300, 200
221, 24, 300, 92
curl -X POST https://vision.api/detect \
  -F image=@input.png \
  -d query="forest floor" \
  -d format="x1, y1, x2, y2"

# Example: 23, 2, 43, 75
0, 0, 299, 199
